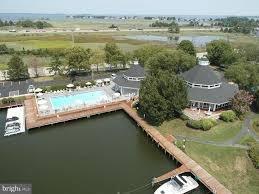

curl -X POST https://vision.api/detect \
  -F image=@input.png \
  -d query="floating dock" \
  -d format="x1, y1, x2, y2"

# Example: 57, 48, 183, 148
4, 106, 25, 136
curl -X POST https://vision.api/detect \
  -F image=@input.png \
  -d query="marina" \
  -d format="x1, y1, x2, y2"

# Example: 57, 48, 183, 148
22, 95, 231, 193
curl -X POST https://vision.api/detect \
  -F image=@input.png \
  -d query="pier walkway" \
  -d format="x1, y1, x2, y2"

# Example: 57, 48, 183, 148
152, 165, 189, 185
24, 97, 231, 193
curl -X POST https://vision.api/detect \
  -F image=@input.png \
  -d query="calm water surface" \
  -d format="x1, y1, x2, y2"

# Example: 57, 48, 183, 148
0, 110, 209, 194
125, 35, 226, 47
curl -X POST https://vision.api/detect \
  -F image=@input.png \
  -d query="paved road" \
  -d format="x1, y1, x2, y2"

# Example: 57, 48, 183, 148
0, 27, 220, 35
0, 72, 116, 98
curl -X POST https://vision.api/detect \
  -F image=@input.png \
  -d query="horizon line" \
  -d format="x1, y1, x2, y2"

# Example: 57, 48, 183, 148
0, 12, 259, 17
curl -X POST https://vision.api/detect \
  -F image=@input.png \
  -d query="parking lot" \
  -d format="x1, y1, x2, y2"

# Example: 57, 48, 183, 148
0, 72, 118, 98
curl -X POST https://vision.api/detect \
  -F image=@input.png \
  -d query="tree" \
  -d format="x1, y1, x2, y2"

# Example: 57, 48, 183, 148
65, 47, 92, 73
147, 50, 196, 75
231, 90, 254, 118
238, 43, 259, 62
49, 54, 64, 75
255, 90, 259, 112
168, 21, 180, 33
29, 56, 40, 77
206, 40, 237, 66
133, 45, 166, 67
7, 55, 29, 80
117, 52, 131, 69
89, 49, 105, 72
104, 42, 122, 69
0, 44, 9, 54
139, 71, 188, 125
177, 40, 196, 56
225, 63, 259, 89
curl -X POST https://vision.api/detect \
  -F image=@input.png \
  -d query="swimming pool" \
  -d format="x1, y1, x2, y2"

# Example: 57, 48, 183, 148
50, 91, 108, 110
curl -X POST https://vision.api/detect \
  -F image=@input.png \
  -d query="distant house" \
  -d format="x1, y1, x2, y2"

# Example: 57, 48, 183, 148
112, 63, 145, 96
182, 57, 238, 111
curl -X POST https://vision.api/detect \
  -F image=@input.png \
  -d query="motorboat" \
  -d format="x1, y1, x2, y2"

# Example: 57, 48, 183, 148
154, 174, 199, 194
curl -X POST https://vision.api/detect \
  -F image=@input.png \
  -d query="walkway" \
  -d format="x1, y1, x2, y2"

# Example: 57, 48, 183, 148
226, 113, 259, 144
175, 135, 249, 149
152, 165, 189, 185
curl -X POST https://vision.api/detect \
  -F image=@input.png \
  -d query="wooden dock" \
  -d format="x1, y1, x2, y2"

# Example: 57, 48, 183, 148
24, 97, 124, 129
24, 97, 232, 194
121, 103, 232, 194
152, 165, 189, 185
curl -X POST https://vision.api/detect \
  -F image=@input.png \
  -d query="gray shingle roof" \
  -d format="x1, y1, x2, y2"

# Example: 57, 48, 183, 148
187, 82, 238, 104
124, 64, 145, 78
113, 75, 141, 89
182, 65, 221, 85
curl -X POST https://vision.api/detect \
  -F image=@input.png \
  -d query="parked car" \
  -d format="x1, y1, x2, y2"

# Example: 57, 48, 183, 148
27, 85, 35, 93
111, 74, 116, 79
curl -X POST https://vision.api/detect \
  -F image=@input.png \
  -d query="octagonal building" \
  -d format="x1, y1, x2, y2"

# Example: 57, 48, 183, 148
182, 57, 238, 111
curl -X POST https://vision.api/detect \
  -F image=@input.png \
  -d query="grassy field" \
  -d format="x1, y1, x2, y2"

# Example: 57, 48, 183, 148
157, 118, 242, 142
49, 18, 154, 30
252, 118, 259, 136
185, 141, 259, 194
0, 32, 152, 51
0, 54, 51, 68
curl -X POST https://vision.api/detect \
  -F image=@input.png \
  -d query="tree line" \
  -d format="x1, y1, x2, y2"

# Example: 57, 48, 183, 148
215, 17, 259, 34
149, 21, 180, 33
4, 42, 131, 80
0, 19, 52, 29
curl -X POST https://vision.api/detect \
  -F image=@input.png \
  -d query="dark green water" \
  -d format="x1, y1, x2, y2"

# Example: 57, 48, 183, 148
0, 110, 209, 194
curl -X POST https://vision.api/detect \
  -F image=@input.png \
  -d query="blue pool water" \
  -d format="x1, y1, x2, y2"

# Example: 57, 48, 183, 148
50, 91, 107, 110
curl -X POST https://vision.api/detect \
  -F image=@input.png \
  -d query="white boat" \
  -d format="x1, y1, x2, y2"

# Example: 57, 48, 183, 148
154, 175, 199, 194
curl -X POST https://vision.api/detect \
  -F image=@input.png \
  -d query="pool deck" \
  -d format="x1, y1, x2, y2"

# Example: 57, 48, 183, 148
24, 96, 231, 194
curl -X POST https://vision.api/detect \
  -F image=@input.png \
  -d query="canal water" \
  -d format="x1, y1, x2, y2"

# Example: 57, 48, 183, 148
0, 109, 209, 194
124, 35, 226, 47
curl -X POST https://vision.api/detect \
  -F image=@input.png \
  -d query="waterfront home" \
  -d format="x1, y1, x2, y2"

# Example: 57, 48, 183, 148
182, 57, 238, 111
112, 63, 145, 96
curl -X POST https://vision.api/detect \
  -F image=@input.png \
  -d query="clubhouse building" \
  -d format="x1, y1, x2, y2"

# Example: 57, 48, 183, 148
112, 57, 238, 112
112, 63, 145, 96
182, 57, 238, 112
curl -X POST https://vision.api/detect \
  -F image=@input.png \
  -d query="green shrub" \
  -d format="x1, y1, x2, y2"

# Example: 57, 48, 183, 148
220, 110, 237, 122
50, 85, 66, 91
200, 118, 217, 131
187, 118, 217, 130
74, 81, 86, 88
187, 119, 202, 129
1, 97, 15, 104
180, 114, 189, 121
174, 140, 186, 152
248, 143, 259, 169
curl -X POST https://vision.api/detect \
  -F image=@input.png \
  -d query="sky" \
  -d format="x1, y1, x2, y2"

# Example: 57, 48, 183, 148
0, 0, 259, 16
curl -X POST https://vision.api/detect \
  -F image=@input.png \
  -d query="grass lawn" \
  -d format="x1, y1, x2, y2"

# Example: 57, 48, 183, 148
0, 63, 7, 70
185, 141, 259, 194
32, 76, 54, 82
158, 118, 242, 143
238, 134, 256, 145
252, 113, 259, 136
